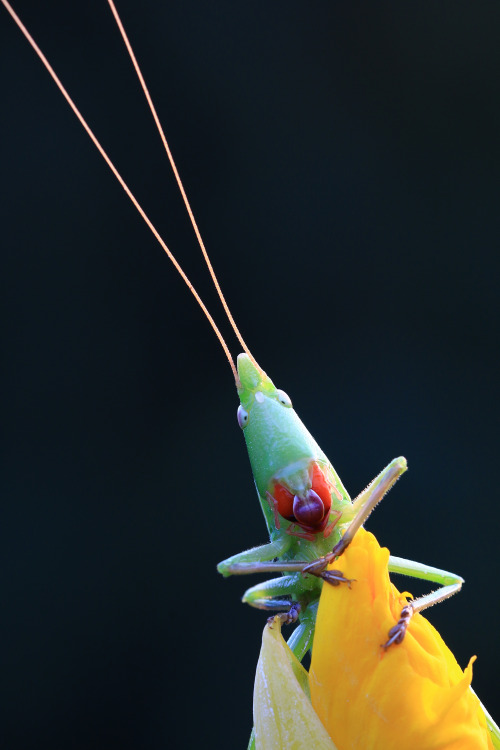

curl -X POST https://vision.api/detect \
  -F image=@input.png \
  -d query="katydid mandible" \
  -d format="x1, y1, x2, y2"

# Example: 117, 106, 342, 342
2, 1, 498, 746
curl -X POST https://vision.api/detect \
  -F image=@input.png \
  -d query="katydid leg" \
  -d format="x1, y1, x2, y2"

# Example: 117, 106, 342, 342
242, 574, 323, 624
383, 555, 464, 648
286, 602, 318, 662
217, 536, 293, 577
242, 575, 301, 609
388, 555, 464, 587
303, 456, 408, 577
244, 575, 317, 658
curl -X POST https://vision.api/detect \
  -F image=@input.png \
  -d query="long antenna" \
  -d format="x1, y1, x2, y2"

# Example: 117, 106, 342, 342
106, 0, 257, 369
1, 0, 241, 384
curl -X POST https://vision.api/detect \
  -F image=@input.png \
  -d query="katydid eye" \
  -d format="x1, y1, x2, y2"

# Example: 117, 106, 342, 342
276, 389, 292, 408
237, 405, 249, 429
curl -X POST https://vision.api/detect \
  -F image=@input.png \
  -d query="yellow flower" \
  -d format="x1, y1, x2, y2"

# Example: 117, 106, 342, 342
309, 527, 493, 750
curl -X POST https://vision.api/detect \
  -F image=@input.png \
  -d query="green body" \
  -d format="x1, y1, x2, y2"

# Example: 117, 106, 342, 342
219, 354, 359, 657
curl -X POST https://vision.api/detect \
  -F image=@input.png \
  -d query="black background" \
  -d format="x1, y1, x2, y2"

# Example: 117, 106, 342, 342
1, 2, 499, 748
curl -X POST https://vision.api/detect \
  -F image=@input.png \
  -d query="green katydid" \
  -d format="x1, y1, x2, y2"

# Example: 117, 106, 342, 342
2, 1, 499, 746
218, 355, 463, 658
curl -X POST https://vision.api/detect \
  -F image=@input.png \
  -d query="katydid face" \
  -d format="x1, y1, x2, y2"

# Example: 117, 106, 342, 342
236, 354, 350, 539
271, 462, 335, 539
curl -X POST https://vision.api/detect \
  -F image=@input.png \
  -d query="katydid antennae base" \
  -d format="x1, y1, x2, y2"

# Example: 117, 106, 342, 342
0, 0, 242, 385
106, 0, 259, 376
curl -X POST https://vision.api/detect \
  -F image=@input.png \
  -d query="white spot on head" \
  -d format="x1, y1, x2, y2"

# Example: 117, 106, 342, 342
255, 391, 265, 403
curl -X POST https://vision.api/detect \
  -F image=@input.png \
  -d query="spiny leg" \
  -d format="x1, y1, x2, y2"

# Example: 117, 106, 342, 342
243, 576, 316, 633
383, 555, 464, 649
388, 555, 464, 586
303, 456, 408, 578
245, 579, 318, 664
242, 574, 301, 616
383, 584, 463, 649
242, 574, 300, 608
217, 536, 294, 577
218, 546, 355, 581
242, 578, 318, 661
219, 552, 355, 580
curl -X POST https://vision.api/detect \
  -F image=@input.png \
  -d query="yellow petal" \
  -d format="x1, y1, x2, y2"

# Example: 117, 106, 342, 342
254, 616, 337, 750
309, 528, 493, 750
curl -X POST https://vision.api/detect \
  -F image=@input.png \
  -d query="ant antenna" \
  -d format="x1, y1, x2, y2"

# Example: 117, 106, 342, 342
0, 0, 248, 385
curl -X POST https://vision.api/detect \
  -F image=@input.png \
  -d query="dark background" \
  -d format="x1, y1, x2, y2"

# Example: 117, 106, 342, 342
1, 2, 499, 748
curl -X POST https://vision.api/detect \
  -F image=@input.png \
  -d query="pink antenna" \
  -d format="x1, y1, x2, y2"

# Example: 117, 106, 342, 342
1, 0, 245, 385
106, 0, 258, 370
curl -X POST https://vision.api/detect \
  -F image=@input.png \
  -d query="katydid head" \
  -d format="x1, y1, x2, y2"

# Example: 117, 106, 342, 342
236, 354, 349, 539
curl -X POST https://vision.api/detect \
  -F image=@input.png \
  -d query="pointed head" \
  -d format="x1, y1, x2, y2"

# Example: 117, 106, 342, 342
236, 353, 293, 429
235, 353, 321, 495
234, 353, 350, 541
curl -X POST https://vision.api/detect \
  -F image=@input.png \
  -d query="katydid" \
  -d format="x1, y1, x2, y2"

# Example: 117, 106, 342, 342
218, 355, 464, 658
2, 1, 499, 746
